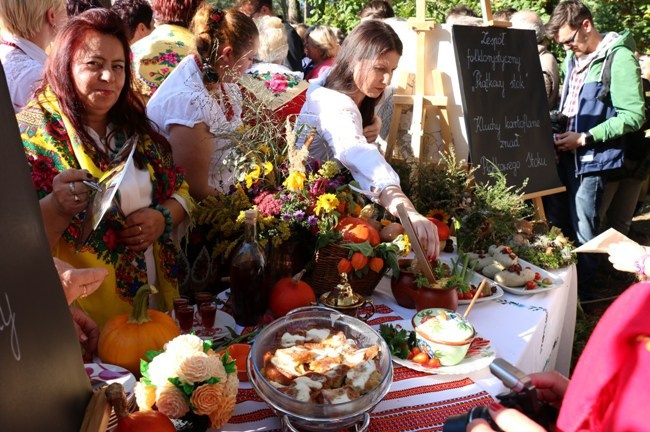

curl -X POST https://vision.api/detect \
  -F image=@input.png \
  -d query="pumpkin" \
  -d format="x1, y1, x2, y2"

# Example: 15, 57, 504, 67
336, 217, 380, 246
106, 383, 175, 432
428, 217, 451, 242
98, 285, 180, 376
269, 270, 316, 317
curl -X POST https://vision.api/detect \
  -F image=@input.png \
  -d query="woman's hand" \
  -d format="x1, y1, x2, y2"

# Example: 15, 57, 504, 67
408, 211, 440, 259
69, 306, 99, 362
529, 371, 569, 409
467, 404, 546, 432
607, 240, 649, 275
50, 169, 94, 218
119, 207, 165, 251
362, 115, 382, 143
53, 258, 108, 304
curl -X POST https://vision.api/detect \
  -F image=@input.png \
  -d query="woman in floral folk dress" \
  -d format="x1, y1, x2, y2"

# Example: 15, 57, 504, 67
18, 9, 193, 328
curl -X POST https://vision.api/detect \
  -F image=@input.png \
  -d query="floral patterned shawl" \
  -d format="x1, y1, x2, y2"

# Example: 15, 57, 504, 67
17, 88, 193, 327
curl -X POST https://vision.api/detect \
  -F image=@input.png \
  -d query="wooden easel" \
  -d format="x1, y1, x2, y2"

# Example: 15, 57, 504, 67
385, 0, 451, 163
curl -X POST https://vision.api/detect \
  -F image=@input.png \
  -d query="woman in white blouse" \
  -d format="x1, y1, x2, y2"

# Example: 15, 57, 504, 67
296, 19, 439, 256
147, 6, 259, 200
0, 0, 68, 112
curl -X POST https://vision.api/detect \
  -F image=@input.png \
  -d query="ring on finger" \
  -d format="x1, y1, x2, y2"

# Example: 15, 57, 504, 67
69, 181, 75, 194
81, 285, 88, 298
74, 194, 80, 203
138, 225, 143, 234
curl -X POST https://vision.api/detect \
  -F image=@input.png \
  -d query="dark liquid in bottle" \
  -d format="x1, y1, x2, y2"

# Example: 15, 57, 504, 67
230, 262, 268, 326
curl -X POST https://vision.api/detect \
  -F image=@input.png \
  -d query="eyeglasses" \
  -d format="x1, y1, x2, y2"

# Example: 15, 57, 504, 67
559, 27, 580, 46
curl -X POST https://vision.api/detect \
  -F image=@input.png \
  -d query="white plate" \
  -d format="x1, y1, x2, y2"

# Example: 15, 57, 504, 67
387, 320, 496, 375
495, 258, 563, 295
84, 362, 135, 397
458, 284, 504, 305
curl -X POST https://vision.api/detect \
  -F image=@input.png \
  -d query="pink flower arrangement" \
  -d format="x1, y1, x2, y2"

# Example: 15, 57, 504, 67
134, 334, 239, 428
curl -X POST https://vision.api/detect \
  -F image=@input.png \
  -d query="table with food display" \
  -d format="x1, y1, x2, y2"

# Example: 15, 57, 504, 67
216, 247, 578, 432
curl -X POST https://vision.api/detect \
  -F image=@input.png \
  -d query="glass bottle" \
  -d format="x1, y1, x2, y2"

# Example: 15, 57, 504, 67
230, 209, 268, 326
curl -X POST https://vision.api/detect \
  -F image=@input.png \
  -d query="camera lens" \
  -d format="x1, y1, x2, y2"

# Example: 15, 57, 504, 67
443, 406, 502, 432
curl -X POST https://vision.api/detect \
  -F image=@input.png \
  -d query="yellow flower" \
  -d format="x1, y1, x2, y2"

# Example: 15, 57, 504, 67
259, 144, 270, 155
262, 161, 273, 175
283, 171, 307, 191
427, 208, 451, 224
314, 193, 339, 216
245, 164, 262, 188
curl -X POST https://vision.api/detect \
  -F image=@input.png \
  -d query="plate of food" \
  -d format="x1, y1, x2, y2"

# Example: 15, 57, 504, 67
458, 284, 504, 304
380, 320, 496, 375
436, 256, 505, 304
466, 246, 563, 295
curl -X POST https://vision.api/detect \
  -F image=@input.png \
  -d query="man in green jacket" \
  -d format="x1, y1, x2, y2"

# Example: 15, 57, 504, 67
546, 0, 645, 300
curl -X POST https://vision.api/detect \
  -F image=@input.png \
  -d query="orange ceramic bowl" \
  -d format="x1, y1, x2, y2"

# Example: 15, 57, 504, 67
219, 343, 251, 382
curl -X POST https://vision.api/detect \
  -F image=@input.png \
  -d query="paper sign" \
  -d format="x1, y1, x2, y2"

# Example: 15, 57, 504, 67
572, 228, 636, 253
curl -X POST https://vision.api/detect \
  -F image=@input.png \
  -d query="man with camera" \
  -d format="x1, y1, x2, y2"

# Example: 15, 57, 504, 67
544, 0, 645, 300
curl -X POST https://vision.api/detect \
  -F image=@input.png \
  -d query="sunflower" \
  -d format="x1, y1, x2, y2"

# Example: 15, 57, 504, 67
427, 208, 451, 224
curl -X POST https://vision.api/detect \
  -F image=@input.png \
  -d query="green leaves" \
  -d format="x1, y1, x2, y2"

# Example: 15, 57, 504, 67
379, 323, 417, 359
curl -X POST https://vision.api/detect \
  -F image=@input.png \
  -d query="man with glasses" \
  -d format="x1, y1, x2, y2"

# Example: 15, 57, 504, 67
546, 0, 645, 301
235, 0, 304, 72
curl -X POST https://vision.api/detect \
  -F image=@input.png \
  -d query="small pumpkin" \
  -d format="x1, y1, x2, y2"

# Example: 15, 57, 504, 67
336, 217, 380, 246
98, 285, 180, 376
269, 270, 317, 317
106, 383, 175, 432
428, 217, 451, 242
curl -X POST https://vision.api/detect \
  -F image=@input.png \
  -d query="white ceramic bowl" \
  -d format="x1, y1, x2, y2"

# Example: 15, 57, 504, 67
412, 308, 475, 366
247, 306, 393, 431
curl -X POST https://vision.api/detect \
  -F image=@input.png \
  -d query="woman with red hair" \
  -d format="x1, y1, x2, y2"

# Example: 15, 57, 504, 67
16, 8, 193, 328
131, 0, 203, 101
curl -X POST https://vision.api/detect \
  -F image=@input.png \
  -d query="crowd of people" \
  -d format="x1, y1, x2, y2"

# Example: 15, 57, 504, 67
0, 0, 648, 430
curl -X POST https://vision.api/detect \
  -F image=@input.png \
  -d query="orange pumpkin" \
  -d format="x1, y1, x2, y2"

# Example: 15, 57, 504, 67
336, 217, 380, 246
428, 217, 451, 242
269, 270, 316, 317
107, 383, 175, 432
98, 285, 180, 376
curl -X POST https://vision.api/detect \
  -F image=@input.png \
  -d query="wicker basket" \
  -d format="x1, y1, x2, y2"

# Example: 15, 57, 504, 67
304, 243, 386, 297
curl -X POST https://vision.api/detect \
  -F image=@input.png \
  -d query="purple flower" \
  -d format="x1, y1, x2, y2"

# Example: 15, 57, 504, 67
294, 210, 305, 221
307, 215, 318, 226
282, 213, 292, 221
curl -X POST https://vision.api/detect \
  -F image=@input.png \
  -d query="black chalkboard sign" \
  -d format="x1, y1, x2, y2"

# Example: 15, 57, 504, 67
0, 64, 92, 430
452, 25, 562, 195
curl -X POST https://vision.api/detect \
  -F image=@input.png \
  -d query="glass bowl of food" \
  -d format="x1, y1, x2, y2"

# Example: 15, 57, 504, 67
247, 306, 393, 431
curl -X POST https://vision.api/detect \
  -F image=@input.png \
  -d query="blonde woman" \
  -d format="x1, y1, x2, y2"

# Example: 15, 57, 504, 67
0, 0, 68, 112
304, 24, 339, 81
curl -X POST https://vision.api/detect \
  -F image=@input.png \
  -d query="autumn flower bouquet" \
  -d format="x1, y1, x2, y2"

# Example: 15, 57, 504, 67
196, 120, 365, 257
134, 334, 239, 429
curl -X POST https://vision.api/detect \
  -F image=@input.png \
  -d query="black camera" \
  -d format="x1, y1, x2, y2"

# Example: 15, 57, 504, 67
442, 358, 558, 432
549, 110, 568, 134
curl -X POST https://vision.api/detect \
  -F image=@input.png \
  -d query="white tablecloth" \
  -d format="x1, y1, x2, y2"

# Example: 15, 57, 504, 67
220, 260, 578, 431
